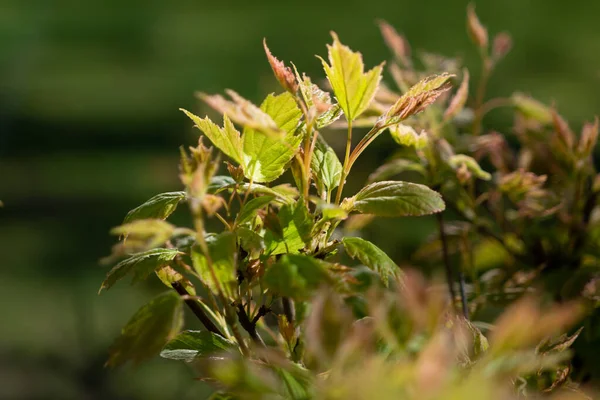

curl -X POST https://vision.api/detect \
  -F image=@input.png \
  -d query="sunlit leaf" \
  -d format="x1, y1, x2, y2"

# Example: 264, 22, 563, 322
388, 124, 428, 149
342, 237, 400, 286
341, 181, 445, 217
318, 32, 384, 121
106, 291, 183, 367
124, 192, 186, 223
156, 265, 196, 296
180, 110, 243, 164
263, 39, 299, 94
384, 73, 453, 125
296, 72, 343, 128
265, 201, 312, 255
100, 248, 181, 293
160, 330, 235, 362
199, 89, 278, 133
242, 92, 303, 182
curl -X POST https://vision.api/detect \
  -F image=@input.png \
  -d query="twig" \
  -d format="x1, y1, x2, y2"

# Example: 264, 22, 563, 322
171, 282, 224, 337
236, 304, 267, 346
436, 212, 458, 313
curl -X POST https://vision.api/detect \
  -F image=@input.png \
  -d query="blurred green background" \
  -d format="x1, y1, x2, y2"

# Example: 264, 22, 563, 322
1, 0, 599, 398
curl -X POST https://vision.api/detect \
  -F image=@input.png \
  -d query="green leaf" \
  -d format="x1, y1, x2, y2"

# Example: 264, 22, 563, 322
124, 192, 186, 223
100, 248, 181, 293
296, 72, 343, 128
242, 92, 303, 183
107, 291, 183, 367
342, 181, 445, 217
448, 154, 492, 181
388, 124, 427, 149
236, 227, 265, 258
208, 393, 238, 400
367, 159, 426, 183
511, 92, 552, 124
265, 201, 312, 255
180, 110, 243, 164
156, 265, 196, 296
319, 32, 384, 121
311, 137, 343, 195
192, 232, 237, 298
342, 237, 400, 286
160, 330, 235, 362
208, 176, 237, 193
263, 254, 330, 300
236, 196, 275, 226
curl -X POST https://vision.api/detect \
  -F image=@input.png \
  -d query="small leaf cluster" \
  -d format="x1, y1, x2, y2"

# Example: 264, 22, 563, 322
100, 6, 599, 399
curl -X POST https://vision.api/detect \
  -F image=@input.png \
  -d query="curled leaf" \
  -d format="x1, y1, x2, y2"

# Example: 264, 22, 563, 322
377, 20, 411, 67
384, 73, 453, 125
263, 39, 299, 94
467, 3, 488, 49
578, 117, 599, 157
492, 32, 512, 61
448, 154, 492, 181
444, 69, 470, 121
199, 90, 278, 134
511, 93, 552, 124
389, 124, 428, 149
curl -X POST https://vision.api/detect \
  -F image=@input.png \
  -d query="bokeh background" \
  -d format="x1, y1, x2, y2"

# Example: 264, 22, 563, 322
1, 0, 600, 398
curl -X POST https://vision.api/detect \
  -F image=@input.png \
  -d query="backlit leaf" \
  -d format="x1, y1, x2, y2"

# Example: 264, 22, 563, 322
160, 330, 235, 362
156, 265, 196, 296
342, 237, 400, 286
106, 291, 183, 367
181, 110, 243, 164
341, 181, 445, 217
319, 32, 384, 121
389, 124, 428, 149
199, 89, 278, 134
384, 73, 453, 125
100, 248, 181, 293
242, 92, 303, 182
296, 72, 343, 128
265, 201, 312, 255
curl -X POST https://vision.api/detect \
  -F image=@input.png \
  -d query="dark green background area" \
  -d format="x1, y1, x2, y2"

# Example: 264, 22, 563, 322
1, 0, 599, 398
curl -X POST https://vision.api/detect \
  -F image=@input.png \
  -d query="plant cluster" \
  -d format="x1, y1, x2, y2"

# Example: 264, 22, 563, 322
101, 5, 599, 399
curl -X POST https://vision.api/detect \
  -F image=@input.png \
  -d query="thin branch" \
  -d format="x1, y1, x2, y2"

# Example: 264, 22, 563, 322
436, 212, 458, 312
171, 282, 224, 337
236, 304, 266, 346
